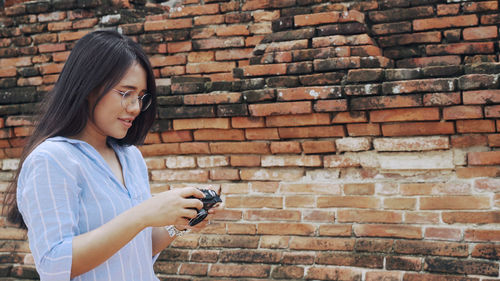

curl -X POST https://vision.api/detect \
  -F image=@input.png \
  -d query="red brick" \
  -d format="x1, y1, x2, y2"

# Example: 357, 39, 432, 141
52, 51, 70, 62
302, 141, 336, 154
245, 128, 279, 140
194, 15, 225, 25
253, 10, 280, 22
231, 116, 265, 128
138, 143, 180, 157
180, 142, 210, 154
38, 43, 66, 53
144, 18, 193, 31
194, 129, 245, 141
443, 211, 500, 224
314, 100, 348, 112
457, 120, 496, 133
277, 86, 341, 101
468, 151, 500, 165
347, 123, 381, 136
240, 64, 287, 77
73, 18, 98, 29
382, 122, 455, 136
306, 267, 361, 281
246, 35, 265, 47
294, 11, 355, 27
215, 48, 253, 60
173, 118, 230, 130
191, 26, 216, 39
488, 134, 500, 147
209, 264, 270, 278
413, 15, 478, 31
437, 4, 460, 16
332, 111, 367, 123
485, 105, 500, 118
249, 101, 311, 117
267, 39, 308, 52
425, 227, 462, 241
0, 67, 16, 78
279, 126, 345, 138
160, 65, 185, 76
169, 3, 219, 18
149, 54, 186, 67
184, 92, 241, 105
270, 141, 301, 154
465, 229, 500, 242
215, 25, 249, 36
188, 51, 215, 62
39, 63, 64, 74
230, 155, 261, 167
463, 26, 498, 40
463, 90, 500, 104
210, 142, 270, 154
451, 134, 488, 148
463, 1, 498, 13
354, 224, 422, 239
338, 209, 402, 223
420, 196, 490, 210
266, 113, 330, 127
456, 167, 500, 178
242, 0, 271, 11
257, 223, 314, 235
186, 61, 235, 74
58, 30, 89, 42
443, 105, 483, 119
426, 42, 494, 55
167, 41, 192, 53
370, 108, 439, 122
194, 37, 245, 50
210, 168, 240, 180
48, 21, 72, 31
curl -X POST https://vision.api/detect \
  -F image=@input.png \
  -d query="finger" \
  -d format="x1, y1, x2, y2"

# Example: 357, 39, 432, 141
180, 187, 205, 199
183, 198, 204, 210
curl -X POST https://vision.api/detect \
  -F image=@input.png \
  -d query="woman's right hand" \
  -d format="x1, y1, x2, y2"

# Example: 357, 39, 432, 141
137, 187, 205, 228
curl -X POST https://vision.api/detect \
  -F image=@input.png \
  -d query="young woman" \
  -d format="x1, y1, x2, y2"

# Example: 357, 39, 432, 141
3, 30, 216, 281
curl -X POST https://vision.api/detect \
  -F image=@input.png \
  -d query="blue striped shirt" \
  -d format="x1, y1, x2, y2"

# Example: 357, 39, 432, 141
17, 136, 160, 281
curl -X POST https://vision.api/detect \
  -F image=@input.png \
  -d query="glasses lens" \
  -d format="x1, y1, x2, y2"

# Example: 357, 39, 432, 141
140, 94, 152, 112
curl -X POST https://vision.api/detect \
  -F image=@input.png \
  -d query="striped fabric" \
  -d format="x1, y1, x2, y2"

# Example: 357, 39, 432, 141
17, 136, 159, 281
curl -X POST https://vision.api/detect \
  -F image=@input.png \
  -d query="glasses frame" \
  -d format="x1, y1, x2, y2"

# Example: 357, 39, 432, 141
112, 89, 152, 112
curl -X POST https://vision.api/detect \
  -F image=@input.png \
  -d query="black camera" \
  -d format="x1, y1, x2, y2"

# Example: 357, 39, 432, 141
189, 189, 222, 226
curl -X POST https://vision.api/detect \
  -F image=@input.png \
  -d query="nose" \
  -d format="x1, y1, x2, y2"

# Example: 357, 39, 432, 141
126, 99, 141, 115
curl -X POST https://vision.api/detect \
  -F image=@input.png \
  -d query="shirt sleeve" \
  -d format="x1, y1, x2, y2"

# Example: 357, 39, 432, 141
17, 151, 81, 281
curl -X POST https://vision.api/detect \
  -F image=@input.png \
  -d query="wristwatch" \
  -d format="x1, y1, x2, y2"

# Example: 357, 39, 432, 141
165, 225, 189, 237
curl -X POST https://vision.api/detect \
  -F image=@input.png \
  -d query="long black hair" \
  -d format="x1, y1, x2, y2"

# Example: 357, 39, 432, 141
2, 29, 157, 228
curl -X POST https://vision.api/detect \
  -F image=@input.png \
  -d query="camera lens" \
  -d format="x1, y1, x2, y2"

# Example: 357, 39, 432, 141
189, 209, 208, 226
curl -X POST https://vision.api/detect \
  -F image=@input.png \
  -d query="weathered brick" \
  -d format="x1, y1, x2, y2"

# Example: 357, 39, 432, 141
347, 123, 381, 136
279, 126, 345, 139
245, 128, 279, 140
374, 136, 449, 151
351, 95, 422, 111
464, 1, 498, 13
423, 92, 461, 106
426, 42, 494, 56
413, 15, 478, 31
144, 18, 193, 31
368, 6, 434, 23
210, 142, 270, 154
261, 155, 321, 167
382, 78, 455, 94
249, 101, 311, 116
382, 122, 455, 137
397, 56, 461, 68
354, 224, 422, 239
169, 3, 219, 18
173, 118, 229, 130
335, 137, 371, 152
468, 151, 500, 165
463, 26, 498, 41
485, 105, 500, 118
457, 120, 496, 133
370, 108, 440, 122
443, 106, 483, 120
378, 31, 441, 47
424, 257, 498, 276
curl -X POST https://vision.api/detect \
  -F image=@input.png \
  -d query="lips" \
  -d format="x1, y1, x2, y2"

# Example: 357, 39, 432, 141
118, 118, 133, 128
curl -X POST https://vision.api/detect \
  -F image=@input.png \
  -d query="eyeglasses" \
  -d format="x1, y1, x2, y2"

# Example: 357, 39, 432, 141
113, 89, 152, 112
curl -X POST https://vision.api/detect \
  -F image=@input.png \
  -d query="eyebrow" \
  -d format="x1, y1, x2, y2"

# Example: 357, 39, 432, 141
119, 85, 146, 93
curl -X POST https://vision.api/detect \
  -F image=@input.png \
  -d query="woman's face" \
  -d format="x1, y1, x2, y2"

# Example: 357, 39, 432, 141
88, 62, 147, 141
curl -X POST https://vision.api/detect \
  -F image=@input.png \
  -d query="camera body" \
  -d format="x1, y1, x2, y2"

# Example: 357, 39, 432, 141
189, 189, 222, 226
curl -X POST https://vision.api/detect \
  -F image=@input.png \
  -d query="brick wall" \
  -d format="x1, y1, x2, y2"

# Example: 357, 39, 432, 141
1, 0, 500, 280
